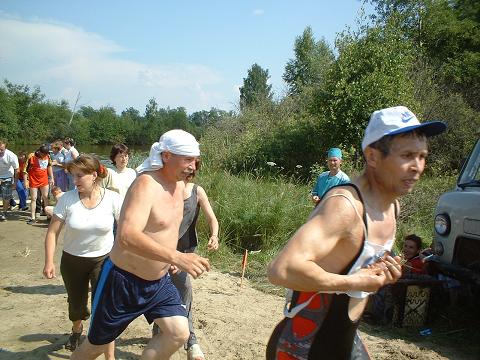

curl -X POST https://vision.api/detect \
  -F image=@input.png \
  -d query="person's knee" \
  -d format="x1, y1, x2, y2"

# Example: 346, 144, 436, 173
159, 318, 189, 345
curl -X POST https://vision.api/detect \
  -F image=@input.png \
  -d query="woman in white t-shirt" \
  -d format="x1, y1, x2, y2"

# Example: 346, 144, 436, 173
43, 154, 121, 358
109, 143, 136, 204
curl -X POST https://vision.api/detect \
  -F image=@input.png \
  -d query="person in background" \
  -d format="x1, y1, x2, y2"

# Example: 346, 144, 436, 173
51, 141, 69, 192
153, 159, 219, 360
25, 144, 54, 224
43, 155, 121, 358
63, 138, 79, 190
0, 139, 19, 221
16, 151, 29, 211
402, 234, 426, 275
311, 147, 350, 205
109, 144, 136, 204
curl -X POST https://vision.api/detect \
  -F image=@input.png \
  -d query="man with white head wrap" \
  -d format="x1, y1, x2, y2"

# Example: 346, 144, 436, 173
72, 129, 210, 360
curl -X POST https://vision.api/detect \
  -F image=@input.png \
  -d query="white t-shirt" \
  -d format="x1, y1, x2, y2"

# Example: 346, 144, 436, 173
114, 167, 137, 203
64, 146, 79, 163
0, 149, 19, 179
54, 188, 121, 257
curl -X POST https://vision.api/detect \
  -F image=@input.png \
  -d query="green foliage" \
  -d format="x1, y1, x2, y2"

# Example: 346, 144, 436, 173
283, 26, 335, 95
239, 63, 273, 111
315, 20, 418, 151
0, 80, 230, 148
410, 60, 480, 174
369, 0, 480, 110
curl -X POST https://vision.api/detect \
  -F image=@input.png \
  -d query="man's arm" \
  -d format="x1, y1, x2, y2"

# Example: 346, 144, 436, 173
116, 175, 210, 277
268, 189, 398, 293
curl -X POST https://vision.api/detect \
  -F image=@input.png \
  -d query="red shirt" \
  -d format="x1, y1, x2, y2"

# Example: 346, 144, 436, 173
26, 153, 51, 188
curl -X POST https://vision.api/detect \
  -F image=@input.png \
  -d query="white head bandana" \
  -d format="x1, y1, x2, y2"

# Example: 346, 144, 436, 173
136, 129, 200, 173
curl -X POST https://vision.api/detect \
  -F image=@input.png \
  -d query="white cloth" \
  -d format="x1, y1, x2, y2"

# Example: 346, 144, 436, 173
113, 167, 137, 204
136, 129, 200, 173
64, 146, 79, 163
54, 189, 121, 257
0, 149, 19, 179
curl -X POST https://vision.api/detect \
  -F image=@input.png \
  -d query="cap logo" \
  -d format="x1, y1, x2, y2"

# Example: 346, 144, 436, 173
401, 111, 415, 123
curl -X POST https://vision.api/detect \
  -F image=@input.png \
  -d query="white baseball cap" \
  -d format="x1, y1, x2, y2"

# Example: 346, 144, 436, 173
361, 106, 447, 151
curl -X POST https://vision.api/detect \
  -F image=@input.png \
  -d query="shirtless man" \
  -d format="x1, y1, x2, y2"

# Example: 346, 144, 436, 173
266, 106, 446, 359
71, 130, 211, 360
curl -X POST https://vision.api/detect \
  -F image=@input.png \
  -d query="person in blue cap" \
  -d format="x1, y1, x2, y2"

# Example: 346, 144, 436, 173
311, 147, 350, 205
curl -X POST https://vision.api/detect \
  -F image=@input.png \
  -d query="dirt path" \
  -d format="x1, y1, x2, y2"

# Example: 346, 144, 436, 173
0, 212, 474, 359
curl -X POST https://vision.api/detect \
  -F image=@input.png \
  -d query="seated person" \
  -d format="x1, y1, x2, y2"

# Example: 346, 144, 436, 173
367, 234, 428, 324
402, 234, 427, 275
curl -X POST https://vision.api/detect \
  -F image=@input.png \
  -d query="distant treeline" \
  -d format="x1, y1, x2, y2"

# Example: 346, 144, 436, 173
1, 0, 479, 179
0, 81, 232, 146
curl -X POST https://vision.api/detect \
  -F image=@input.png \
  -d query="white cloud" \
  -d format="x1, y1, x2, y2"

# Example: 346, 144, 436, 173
252, 9, 265, 16
0, 15, 231, 112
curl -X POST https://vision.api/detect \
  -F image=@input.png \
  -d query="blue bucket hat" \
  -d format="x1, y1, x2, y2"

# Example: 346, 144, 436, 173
327, 147, 342, 159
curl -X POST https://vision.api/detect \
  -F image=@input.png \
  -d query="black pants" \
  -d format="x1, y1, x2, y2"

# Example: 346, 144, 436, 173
60, 251, 108, 322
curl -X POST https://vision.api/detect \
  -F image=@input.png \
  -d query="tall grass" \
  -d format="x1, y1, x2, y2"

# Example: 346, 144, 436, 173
193, 165, 457, 291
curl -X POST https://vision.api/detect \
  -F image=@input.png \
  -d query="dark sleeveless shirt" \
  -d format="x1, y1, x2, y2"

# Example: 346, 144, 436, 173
177, 184, 200, 253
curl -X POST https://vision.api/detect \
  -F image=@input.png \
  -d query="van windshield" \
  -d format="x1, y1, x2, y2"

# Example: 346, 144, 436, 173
458, 140, 480, 187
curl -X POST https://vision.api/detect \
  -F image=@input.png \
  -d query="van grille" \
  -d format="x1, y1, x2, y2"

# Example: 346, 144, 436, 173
454, 237, 480, 271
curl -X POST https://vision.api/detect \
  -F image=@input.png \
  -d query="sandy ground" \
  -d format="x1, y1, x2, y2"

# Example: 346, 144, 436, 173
0, 210, 476, 360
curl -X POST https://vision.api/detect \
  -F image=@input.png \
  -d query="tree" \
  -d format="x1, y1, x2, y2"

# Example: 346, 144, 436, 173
239, 63, 273, 111
369, 0, 480, 110
316, 21, 417, 150
283, 27, 335, 95
144, 97, 159, 121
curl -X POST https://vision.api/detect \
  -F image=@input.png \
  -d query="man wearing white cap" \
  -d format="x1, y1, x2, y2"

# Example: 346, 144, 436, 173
267, 106, 446, 359
72, 129, 211, 360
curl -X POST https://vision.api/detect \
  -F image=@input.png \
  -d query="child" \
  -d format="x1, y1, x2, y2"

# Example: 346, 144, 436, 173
44, 186, 64, 219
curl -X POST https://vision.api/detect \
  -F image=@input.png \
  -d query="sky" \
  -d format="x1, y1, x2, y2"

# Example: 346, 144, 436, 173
0, 1, 372, 114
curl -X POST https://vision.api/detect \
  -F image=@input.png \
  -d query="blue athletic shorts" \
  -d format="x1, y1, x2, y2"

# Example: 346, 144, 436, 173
88, 258, 187, 345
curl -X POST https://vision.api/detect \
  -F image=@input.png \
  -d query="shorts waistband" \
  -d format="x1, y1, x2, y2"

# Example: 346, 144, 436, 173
110, 259, 168, 285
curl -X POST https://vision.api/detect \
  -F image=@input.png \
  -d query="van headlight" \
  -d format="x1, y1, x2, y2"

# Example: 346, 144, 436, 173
435, 214, 450, 235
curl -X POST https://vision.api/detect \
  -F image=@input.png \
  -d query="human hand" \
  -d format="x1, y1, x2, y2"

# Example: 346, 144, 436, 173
175, 252, 211, 279
169, 264, 180, 274
49, 178, 54, 186
43, 263, 56, 279
351, 266, 387, 293
207, 235, 219, 251
376, 255, 402, 285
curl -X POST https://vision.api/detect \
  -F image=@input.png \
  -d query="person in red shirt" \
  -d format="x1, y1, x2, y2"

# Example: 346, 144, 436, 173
25, 144, 54, 224
402, 234, 426, 275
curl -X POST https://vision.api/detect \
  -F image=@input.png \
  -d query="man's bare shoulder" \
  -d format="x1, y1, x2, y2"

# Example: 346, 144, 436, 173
311, 185, 364, 225
128, 172, 167, 197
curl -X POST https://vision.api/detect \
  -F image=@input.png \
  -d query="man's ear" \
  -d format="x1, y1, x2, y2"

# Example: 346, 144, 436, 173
161, 151, 171, 164
364, 147, 380, 169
